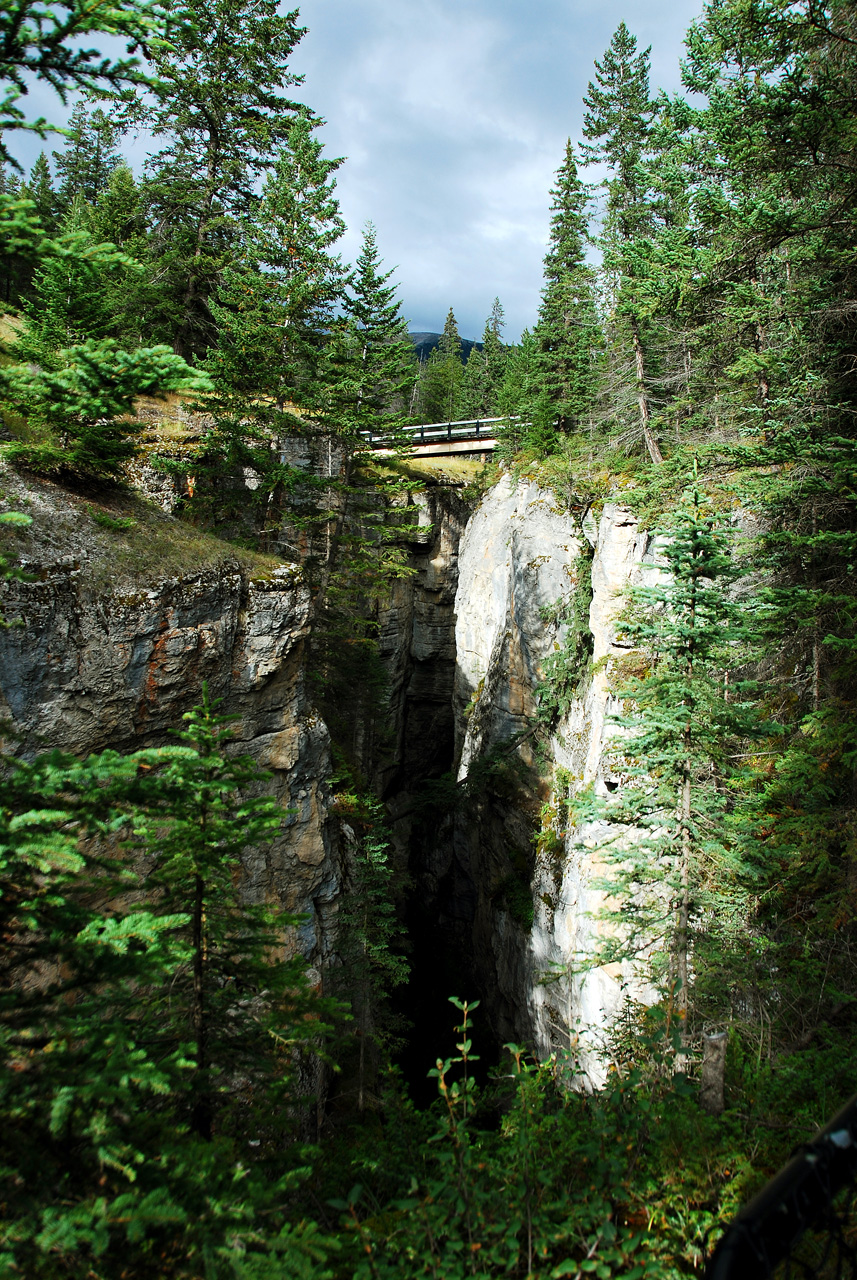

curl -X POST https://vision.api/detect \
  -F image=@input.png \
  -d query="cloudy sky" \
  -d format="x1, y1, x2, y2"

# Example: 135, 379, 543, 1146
290, 0, 706, 340
8, 0, 707, 343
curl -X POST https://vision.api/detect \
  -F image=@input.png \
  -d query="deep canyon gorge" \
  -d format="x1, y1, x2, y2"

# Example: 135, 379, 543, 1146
0, 458, 660, 1089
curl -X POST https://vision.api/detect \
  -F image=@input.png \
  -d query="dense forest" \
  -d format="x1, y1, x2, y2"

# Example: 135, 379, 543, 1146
2, 0, 857, 1276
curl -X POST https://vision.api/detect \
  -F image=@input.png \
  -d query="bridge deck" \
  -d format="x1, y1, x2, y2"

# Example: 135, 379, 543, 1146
364, 416, 511, 455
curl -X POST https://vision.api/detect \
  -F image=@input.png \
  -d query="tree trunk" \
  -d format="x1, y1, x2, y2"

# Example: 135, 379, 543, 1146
191, 871, 211, 1140
630, 312, 663, 465
700, 1030, 728, 1115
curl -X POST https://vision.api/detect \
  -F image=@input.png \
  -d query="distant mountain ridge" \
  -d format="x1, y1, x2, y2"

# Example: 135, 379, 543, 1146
409, 331, 481, 363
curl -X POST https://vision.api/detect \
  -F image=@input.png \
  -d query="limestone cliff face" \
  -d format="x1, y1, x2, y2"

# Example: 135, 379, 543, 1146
0, 549, 340, 968
0, 460, 661, 1076
444, 477, 657, 1070
531, 503, 660, 1083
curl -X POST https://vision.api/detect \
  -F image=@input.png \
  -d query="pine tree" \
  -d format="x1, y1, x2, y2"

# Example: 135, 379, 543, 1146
19, 197, 118, 355
461, 297, 507, 419
0, 746, 190, 1273
134, 694, 336, 1142
675, 0, 857, 1049
24, 151, 55, 229
416, 307, 464, 423
533, 142, 600, 436
340, 220, 418, 443
582, 24, 664, 465
194, 111, 346, 537
0, 0, 162, 169
331, 791, 408, 1111
0, 709, 337, 1273
493, 329, 557, 458
2, 336, 210, 477
140, 0, 306, 357
578, 480, 762, 1029
53, 102, 123, 211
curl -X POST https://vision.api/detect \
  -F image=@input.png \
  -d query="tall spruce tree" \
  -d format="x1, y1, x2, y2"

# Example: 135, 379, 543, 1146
533, 142, 600, 435
582, 23, 664, 465
18, 197, 119, 355
53, 102, 123, 212
134, 695, 335, 1142
676, 0, 857, 1048
461, 296, 507, 419
140, 0, 306, 356
0, 708, 337, 1273
179, 111, 346, 543
339, 220, 418, 444
0, 0, 161, 168
24, 151, 55, 229
417, 306, 464, 423
578, 481, 762, 1029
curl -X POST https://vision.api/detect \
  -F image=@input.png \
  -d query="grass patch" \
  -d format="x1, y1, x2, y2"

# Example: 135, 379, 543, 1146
0, 465, 283, 592
364, 453, 500, 490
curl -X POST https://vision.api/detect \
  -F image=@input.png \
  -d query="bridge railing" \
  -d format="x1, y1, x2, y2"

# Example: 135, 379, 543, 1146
706, 1092, 857, 1278
362, 416, 518, 447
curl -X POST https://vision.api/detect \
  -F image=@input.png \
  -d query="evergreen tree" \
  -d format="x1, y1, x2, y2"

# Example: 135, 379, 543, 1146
0, 0, 162, 168
140, 0, 306, 356
19, 197, 118, 355
53, 102, 123, 212
340, 220, 418, 443
416, 307, 464, 423
675, 0, 857, 1050
577, 480, 762, 1028
331, 791, 408, 1112
532, 143, 600, 435
461, 296, 507, 419
134, 694, 335, 1142
495, 329, 559, 458
2, 336, 210, 477
0, 746, 190, 1274
0, 708, 337, 1274
582, 23, 664, 465
24, 151, 56, 228
194, 111, 346, 537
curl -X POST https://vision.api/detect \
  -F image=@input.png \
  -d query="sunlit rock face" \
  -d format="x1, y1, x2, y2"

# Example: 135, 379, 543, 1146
0, 556, 340, 968
447, 481, 660, 1077
440, 474, 585, 1049
530, 503, 662, 1086
454, 474, 583, 777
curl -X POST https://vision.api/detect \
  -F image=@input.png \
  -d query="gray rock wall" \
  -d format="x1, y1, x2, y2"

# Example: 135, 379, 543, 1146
446, 479, 659, 1073
0, 556, 340, 968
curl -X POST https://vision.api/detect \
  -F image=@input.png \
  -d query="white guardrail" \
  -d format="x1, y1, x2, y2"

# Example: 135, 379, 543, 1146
362, 416, 519, 446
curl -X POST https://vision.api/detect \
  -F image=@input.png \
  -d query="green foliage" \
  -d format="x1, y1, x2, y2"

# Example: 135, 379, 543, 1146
339, 220, 419, 444
460, 297, 507, 420
0, 0, 165, 168
330, 784, 409, 1109
140, 0, 306, 357
2, 337, 210, 477
89, 505, 136, 530
132, 690, 338, 1142
0, 696, 337, 1276
416, 307, 465, 424
572, 480, 769, 1034
532, 143, 601, 433
320, 1002, 744, 1279
537, 546, 595, 726
52, 100, 123, 211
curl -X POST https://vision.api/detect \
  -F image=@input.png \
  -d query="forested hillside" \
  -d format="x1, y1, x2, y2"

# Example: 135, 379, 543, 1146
1, 0, 857, 1276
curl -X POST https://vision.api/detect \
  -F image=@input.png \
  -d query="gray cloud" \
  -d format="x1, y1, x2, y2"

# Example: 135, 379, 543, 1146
294, 0, 706, 340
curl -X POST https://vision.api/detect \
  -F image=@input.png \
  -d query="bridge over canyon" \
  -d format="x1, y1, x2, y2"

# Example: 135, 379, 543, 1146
364, 416, 510, 458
